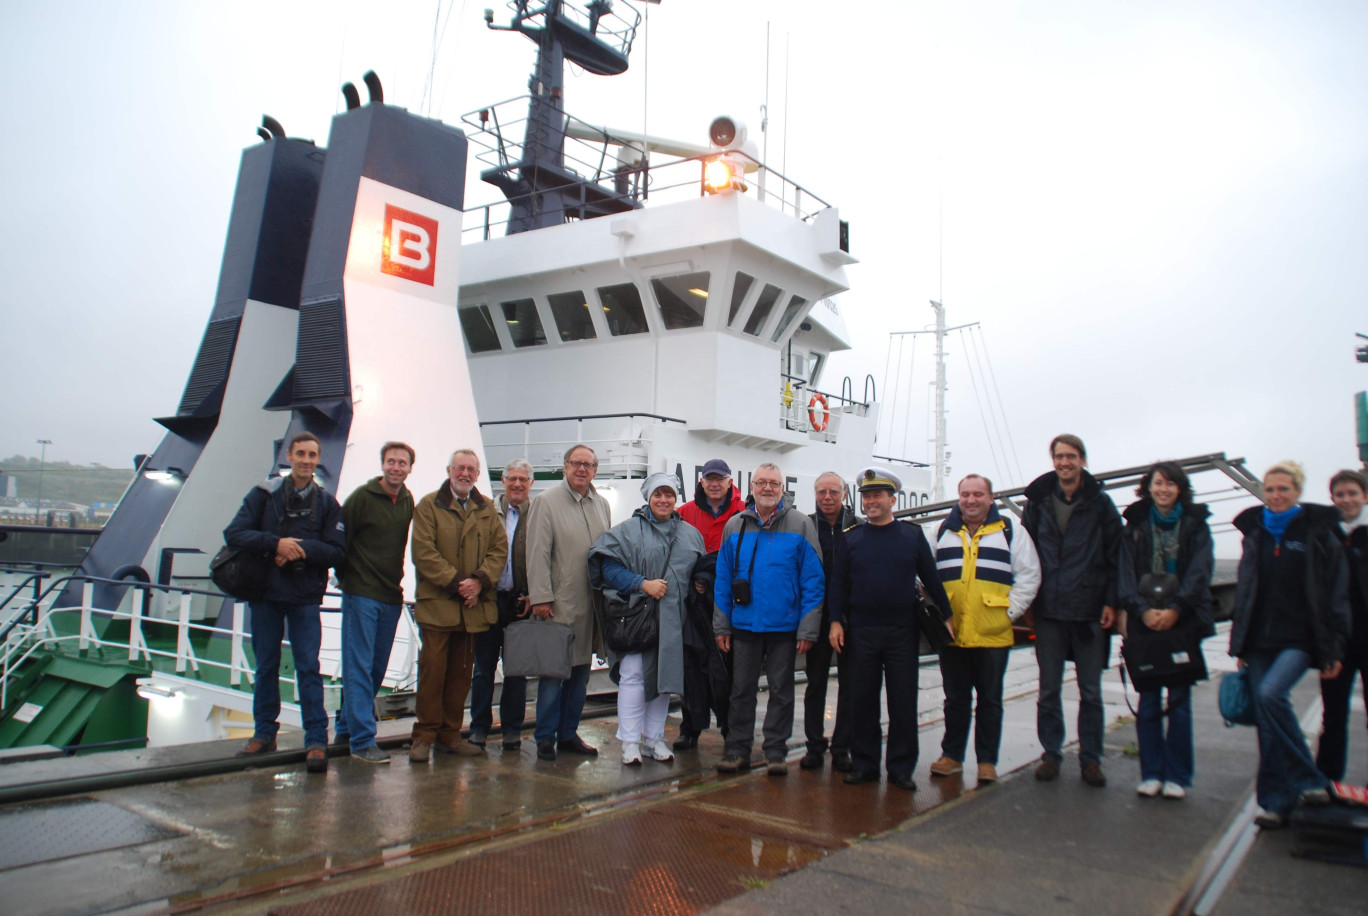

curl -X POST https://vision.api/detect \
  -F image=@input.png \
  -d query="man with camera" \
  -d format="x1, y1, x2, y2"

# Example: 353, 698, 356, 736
713, 463, 825, 776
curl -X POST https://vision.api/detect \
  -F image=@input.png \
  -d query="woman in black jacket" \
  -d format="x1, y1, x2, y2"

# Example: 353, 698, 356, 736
1230, 461, 1350, 828
1117, 462, 1214, 800
1316, 469, 1368, 781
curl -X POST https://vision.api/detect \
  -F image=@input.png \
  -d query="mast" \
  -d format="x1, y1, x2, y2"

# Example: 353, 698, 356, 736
890, 300, 976, 500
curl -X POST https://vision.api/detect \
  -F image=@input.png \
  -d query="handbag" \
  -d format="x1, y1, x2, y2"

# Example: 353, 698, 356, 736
1121, 621, 1207, 692
915, 600, 953, 655
209, 545, 272, 601
1218, 667, 1256, 727
602, 522, 677, 655
502, 618, 575, 680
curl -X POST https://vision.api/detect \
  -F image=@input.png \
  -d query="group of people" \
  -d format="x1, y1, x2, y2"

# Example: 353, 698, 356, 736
223, 433, 1365, 829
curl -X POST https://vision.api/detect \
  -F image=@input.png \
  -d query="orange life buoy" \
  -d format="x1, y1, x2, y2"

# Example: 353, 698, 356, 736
808, 392, 830, 431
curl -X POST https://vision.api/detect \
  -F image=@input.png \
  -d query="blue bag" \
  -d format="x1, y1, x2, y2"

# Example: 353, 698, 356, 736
1219, 668, 1256, 727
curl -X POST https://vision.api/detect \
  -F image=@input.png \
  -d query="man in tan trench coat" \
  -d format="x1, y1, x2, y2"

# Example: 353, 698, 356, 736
408, 449, 508, 762
526, 443, 611, 761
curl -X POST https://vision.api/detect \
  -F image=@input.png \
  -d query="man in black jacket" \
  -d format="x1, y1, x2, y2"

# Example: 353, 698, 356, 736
225, 431, 346, 773
1021, 434, 1121, 788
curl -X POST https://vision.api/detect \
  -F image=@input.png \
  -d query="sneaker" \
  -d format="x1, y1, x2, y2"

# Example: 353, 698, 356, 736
236, 736, 277, 757
622, 742, 642, 766
643, 739, 674, 763
467, 728, 488, 747
767, 759, 788, 777
831, 751, 854, 773
715, 755, 752, 773
672, 733, 699, 751
977, 763, 998, 783
1161, 782, 1186, 800
1254, 809, 1286, 829
799, 751, 824, 770
1136, 779, 1162, 797
1299, 787, 1331, 807
305, 744, 328, 773
409, 739, 432, 763
352, 745, 390, 764
929, 756, 963, 777
1035, 756, 1060, 782
1081, 762, 1107, 788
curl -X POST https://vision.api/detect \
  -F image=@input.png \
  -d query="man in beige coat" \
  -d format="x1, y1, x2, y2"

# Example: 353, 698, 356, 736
526, 443, 611, 761
408, 449, 508, 762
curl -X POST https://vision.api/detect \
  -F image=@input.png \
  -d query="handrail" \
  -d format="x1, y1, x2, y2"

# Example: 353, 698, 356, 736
0, 571, 51, 614
480, 412, 686, 427
864, 374, 877, 405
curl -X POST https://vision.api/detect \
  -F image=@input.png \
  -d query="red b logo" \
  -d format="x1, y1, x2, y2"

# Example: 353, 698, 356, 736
381, 205, 438, 286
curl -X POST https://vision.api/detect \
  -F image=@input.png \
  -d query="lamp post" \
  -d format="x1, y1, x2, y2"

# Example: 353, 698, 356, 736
35, 438, 52, 523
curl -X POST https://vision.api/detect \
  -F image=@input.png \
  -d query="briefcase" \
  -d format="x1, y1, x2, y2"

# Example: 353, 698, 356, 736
503, 618, 575, 680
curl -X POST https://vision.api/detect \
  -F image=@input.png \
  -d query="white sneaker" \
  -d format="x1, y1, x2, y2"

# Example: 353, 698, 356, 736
622, 742, 641, 766
643, 738, 674, 762
1136, 779, 1162, 797
1161, 782, 1186, 799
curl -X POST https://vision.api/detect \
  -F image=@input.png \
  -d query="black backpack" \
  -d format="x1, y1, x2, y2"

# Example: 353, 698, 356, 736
210, 485, 320, 601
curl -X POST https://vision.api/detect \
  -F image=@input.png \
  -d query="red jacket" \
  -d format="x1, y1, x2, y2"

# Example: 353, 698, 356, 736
678, 485, 746, 553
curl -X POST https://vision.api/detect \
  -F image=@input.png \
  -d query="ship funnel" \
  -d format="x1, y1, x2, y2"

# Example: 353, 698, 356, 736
362, 70, 383, 104
341, 82, 361, 111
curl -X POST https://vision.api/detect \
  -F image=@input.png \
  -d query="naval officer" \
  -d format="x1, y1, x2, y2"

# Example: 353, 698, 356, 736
829, 467, 954, 790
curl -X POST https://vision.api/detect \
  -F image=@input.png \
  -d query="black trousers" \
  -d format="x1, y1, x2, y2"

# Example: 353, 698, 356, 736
847, 624, 920, 780
803, 624, 852, 753
1316, 638, 1368, 781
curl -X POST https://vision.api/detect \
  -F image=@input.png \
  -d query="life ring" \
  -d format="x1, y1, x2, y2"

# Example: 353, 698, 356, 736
808, 392, 830, 431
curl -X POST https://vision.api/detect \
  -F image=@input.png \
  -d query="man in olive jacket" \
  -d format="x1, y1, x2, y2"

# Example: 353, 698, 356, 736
408, 448, 508, 762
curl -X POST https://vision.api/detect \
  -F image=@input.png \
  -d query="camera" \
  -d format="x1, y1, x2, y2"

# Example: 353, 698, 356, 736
732, 578, 752, 605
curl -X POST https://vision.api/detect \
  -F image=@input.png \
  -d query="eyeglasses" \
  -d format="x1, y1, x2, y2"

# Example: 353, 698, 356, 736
449, 464, 480, 474
753, 480, 784, 491
566, 460, 598, 470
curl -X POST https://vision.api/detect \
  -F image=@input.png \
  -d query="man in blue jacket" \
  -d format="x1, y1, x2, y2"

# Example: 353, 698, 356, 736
713, 462, 825, 776
225, 431, 346, 773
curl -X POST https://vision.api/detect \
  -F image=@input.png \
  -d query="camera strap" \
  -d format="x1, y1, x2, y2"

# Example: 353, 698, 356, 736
734, 517, 759, 583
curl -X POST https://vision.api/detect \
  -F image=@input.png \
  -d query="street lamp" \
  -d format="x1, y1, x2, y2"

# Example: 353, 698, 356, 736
35, 438, 52, 523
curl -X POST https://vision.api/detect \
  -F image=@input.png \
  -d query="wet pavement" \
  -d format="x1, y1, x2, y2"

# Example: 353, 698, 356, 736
1, 632, 1364, 914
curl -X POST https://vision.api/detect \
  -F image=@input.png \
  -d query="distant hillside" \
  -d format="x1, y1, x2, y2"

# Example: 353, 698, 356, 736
0, 455, 135, 506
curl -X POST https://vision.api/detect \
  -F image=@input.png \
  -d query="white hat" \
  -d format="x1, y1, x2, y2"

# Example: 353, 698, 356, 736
855, 466, 902, 493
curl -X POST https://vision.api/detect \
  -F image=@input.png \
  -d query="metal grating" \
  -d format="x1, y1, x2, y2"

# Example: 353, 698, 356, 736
0, 796, 182, 871
177, 317, 240, 413
293, 296, 349, 400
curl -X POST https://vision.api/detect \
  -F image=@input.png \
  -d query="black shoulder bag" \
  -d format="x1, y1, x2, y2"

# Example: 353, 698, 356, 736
603, 521, 678, 654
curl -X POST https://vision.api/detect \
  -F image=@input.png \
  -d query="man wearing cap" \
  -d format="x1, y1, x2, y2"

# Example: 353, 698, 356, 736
930, 474, 1041, 784
1021, 434, 1122, 788
829, 467, 953, 791
801, 471, 862, 772
676, 458, 746, 750
713, 463, 825, 776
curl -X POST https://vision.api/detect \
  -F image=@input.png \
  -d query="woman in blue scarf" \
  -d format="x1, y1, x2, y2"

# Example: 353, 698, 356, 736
1118, 462, 1214, 799
1229, 462, 1351, 828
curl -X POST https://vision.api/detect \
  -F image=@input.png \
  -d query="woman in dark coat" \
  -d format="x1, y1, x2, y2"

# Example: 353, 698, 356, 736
1117, 461, 1214, 800
1316, 469, 1368, 781
1230, 461, 1350, 828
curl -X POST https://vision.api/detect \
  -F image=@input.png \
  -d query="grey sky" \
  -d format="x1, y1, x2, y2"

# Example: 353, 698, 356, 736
2, 1, 1364, 541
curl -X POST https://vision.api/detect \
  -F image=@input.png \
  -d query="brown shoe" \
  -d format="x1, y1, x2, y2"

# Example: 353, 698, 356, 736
237, 736, 277, 757
977, 763, 998, 783
929, 756, 963, 777
1081, 761, 1107, 788
409, 739, 432, 763
435, 740, 485, 757
1035, 756, 1060, 781
305, 744, 328, 774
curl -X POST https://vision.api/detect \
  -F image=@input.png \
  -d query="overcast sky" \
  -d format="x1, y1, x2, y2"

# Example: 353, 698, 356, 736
2, 1, 1365, 540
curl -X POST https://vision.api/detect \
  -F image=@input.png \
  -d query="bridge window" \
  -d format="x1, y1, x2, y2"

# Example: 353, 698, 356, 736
743, 283, 783, 336
548, 290, 596, 341
597, 283, 649, 336
771, 295, 808, 342
651, 271, 710, 330
459, 305, 501, 353
729, 273, 755, 325
501, 298, 547, 348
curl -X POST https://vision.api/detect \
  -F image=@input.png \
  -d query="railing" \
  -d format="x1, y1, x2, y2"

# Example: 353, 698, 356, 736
480, 412, 686, 480
779, 376, 871, 442
461, 98, 835, 241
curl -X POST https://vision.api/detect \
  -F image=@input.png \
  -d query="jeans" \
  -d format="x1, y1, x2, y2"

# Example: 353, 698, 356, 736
469, 593, 528, 740
726, 630, 797, 762
534, 662, 591, 744
335, 593, 402, 751
1246, 648, 1330, 816
1316, 640, 1367, 781
848, 624, 920, 780
616, 652, 671, 743
1136, 685, 1193, 786
940, 645, 1011, 765
249, 600, 327, 746
804, 624, 852, 754
1035, 618, 1108, 764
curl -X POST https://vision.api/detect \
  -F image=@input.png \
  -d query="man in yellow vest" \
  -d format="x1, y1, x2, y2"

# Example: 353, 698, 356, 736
929, 474, 1041, 784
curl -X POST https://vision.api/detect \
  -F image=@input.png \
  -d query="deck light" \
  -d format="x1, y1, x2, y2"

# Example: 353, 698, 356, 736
136, 682, 178, 700
688, 288, 708, 298
703, 155, 745, 194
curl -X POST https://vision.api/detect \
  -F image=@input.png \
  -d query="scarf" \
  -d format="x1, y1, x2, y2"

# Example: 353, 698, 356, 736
1262, 504, 1302, 544
1149, 502, 1182, 575
1341, 510, 1368, 536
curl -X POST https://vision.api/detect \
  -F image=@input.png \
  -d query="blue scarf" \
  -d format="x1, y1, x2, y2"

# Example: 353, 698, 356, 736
1262, 504, 1302, 544
1149, 502, 1183, 530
